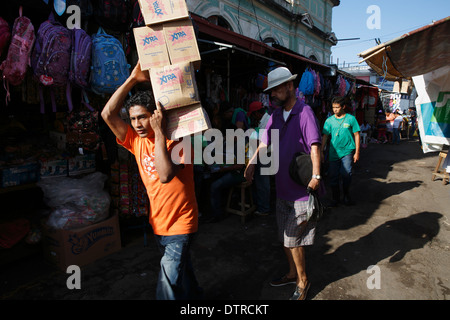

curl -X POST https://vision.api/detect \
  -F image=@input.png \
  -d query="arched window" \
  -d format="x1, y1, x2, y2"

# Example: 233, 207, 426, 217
263, 37, 279, 47
309, 55, 318, 62
207, 15, 232, 31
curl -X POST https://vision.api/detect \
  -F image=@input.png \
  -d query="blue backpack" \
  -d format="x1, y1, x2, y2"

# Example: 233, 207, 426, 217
298, 68, 314, 95
90, 27, 130, 94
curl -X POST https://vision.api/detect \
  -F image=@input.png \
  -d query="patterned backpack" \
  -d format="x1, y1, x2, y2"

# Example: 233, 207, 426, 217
90, 27, 130, 95
32, 13, 72, 113
0, 7, 35, 105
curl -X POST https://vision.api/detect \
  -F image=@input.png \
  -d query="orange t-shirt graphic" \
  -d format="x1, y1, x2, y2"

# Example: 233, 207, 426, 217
117, 126, 198, 235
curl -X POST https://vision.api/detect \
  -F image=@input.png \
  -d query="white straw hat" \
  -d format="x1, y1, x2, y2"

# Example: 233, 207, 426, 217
264, 67, 298, 92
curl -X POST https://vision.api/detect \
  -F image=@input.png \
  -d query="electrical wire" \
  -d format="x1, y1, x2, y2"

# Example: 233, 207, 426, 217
333, 22, 430, 49
237, 0, 243, 34
251, 0, 263, 42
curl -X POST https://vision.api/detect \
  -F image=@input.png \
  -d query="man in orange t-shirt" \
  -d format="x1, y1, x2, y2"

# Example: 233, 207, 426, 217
101, 62, 201, 300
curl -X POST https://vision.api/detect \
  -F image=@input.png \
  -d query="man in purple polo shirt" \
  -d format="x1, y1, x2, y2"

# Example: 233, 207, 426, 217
245, 67, 322, 300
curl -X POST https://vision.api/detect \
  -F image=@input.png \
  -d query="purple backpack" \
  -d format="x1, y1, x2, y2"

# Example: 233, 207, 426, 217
32, 13, 72, 113
0, 7, 35, 104
69, 28, 91, 88
69, 28, 94, 111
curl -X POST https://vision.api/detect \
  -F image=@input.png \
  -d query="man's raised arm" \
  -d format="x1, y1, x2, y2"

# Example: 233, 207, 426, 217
101, 62, 149, 142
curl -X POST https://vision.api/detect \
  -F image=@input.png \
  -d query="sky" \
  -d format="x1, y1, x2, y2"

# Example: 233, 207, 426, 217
331, 0, 450, 68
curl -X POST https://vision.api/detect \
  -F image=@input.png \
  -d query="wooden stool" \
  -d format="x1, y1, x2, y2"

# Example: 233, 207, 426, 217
226, 180, 256, 224
431, 151, 449, 185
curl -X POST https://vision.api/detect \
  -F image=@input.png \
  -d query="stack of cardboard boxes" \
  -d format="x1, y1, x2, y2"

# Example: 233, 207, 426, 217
134, 0, 211, 140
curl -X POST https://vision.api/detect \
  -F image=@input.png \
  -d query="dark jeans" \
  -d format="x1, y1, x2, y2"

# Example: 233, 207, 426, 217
393, 128, 400, 144
154, 234, 202, 300
253, 162, 271, 213
328, 153, 353, 189
210, 172, 244, 218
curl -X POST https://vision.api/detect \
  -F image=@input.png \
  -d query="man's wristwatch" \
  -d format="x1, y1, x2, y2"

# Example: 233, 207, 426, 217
312, 175, 321, 180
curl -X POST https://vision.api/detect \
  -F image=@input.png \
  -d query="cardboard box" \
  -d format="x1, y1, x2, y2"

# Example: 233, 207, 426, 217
138, 0, 189, 26
134, 20, 201, 71
163, 19, 201, 69
42, 213, 121, 271
0, 162, 40, 188
150, 61, 200, 110
39, 158, 68, 179
68, 153, 96, 176
166, 103, 211, 140
133, 25, 170, 71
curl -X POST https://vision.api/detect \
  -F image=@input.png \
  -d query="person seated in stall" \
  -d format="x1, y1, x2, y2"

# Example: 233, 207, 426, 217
360, 120, 372, 147
211, 101, 234, 134
247, 101, 271, 216
206, 109, 249, 223
231, 105, 250, 130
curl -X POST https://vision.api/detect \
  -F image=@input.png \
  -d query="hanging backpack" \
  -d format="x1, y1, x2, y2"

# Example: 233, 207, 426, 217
90, 27, 130, 95
69, 27, 94, 111
69, 28, 91, 89
0, 17, 11, 57
313, 70, 321, 97
93, 0, 130, 31
32, 13, 71, 88
298, 68, 314, 96
32, 13, 72, 113
0, 7, 35, 105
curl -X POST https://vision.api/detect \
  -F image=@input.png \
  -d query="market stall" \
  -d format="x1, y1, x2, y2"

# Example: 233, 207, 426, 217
358, 16, 450, 180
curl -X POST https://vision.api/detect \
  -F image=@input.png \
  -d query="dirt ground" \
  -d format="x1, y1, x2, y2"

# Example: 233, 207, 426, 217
1, 138, 449, 302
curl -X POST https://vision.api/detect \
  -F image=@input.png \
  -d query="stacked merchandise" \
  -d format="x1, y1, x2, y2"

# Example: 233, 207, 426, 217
134, 0, 211, 140
110, 155, 149, 219
0, 3, 127, 263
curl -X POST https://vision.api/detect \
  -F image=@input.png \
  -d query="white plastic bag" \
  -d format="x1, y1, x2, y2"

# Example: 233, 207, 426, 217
38, 172, 110, 229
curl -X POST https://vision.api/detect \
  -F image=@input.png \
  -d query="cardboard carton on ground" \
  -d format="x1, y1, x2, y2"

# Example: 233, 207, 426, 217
149, 61, 200, 110
133, 25, 170, 71
166, 103, 211, 140
138, 0, 189, 26
163, 19, 201, 70
42, 213, 121, 271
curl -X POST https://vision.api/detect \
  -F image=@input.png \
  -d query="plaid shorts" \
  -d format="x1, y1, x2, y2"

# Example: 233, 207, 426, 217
276, 198, 316, 248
